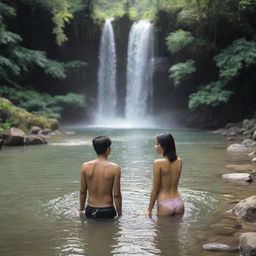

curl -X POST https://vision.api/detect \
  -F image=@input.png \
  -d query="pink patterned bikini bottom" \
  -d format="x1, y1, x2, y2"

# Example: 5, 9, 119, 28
158, 197, 184, 214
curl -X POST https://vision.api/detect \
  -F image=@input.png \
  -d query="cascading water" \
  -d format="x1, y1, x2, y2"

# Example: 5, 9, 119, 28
125, 20, 154, 123
96, 18, 117, 122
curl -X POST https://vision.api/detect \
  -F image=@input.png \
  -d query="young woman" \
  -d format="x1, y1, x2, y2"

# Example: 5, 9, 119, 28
144, 133, 184, 216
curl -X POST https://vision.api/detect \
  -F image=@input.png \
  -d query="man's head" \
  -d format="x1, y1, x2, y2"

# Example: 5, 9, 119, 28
92, 136, 112, 155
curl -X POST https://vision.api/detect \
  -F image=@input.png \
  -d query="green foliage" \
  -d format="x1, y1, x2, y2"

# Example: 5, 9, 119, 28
0, 121, 12, 133
188, 81, 233, 110
166, 29, 194, 54
0, 86, 86, 120
214, 38, 256, 83
169, 59, 196, 86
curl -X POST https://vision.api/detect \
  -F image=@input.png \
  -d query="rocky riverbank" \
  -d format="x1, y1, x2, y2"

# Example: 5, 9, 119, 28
0, 97, 59, 147
202, 118, 256, 256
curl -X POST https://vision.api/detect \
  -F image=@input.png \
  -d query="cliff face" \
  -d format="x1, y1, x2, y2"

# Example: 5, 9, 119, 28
11, 3, 256, 128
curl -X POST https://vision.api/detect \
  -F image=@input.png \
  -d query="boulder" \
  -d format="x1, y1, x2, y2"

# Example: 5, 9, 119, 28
3, 127, 26, 146
243, 119, 255, 130
29, 126, 42, 135
24, 135, 47, 145
253, 131, 256, 140
227, 144, 248, 152
243, 139, 256, 147
222, 173, 252, 183
203, 243, 238, 252
41, 128, 52, 135
239, 232, 256, 256
231, 196, 256, 222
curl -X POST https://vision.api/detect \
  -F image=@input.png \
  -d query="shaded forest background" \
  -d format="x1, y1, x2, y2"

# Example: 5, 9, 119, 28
0, 0, 256, 130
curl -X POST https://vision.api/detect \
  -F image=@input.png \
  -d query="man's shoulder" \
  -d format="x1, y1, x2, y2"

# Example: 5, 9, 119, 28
81, 160, 95, 170
107, 161, 120, 171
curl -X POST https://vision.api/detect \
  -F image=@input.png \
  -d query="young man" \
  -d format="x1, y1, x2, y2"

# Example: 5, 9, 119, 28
79, 136, 122, 218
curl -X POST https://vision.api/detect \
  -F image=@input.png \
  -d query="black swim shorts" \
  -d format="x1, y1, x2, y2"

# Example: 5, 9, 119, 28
85, 205, 117, 219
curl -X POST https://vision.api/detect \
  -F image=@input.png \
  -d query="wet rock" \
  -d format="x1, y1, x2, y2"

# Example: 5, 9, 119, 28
223, 194, 236, 199
253, 131, 256, 140
241, 222, 256, 232
41, 128, 52, 135
227, 144, 248, 152
243, 119, 255, 130
29, 126, 42, 135
202, 243, 239, 252
3, 127, 26, 146
24, 135, 47, 145
243, 139, 256, 147
231, 196, 256, 222
239, 232, 256, 256
222, 173, 252, 183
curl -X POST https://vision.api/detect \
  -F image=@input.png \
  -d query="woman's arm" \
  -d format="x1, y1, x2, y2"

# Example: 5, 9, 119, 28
146, 160, 161, 214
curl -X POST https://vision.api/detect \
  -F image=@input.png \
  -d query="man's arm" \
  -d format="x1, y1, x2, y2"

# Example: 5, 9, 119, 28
113, 166, 122, 216
79, 164, 87, 211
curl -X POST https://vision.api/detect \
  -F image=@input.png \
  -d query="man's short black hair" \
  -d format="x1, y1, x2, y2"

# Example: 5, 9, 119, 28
92, 136, 112, 155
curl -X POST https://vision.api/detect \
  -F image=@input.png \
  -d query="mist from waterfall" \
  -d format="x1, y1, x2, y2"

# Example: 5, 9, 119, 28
96, 18, 117, 122
125, 20, 154, 123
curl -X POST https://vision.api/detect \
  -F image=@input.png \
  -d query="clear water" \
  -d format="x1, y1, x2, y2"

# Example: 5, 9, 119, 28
0, 127, 255, 256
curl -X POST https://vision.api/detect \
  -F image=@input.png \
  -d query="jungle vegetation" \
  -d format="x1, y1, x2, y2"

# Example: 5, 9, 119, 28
0, 0, 256, 129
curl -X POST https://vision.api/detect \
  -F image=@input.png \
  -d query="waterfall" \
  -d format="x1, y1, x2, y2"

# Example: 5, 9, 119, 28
125, 20, 154, 122
97, 18, 117, 121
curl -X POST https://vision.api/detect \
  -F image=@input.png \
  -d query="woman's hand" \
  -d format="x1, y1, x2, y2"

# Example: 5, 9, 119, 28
141, 210, 151, 216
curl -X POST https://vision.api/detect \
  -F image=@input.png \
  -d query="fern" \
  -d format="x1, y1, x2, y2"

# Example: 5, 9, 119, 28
166, 29, 194, 54
0, 30, 22, 45
188, 81, 233, 110
214, 38, 256, 83
169, 59, 196, 86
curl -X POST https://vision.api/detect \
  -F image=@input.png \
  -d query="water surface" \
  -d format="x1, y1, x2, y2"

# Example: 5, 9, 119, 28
0, 127, 255, 256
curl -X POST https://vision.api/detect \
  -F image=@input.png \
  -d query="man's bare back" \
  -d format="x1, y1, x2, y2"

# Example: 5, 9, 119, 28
80, 136, 122, 219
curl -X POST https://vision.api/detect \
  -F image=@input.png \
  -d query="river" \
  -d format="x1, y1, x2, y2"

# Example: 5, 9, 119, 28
0, 127, 255, 256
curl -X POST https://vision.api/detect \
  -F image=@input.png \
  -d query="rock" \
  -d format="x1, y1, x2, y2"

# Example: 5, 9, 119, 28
225, 123, 236, 129
243, 139, 256, 147
227, 144, 248, 152
0, 97, 11, 103
222, 173, 252, 183
249, 151, 256, 157
252, 158, 256, 163
202, 243, 239, 252
253, 131, 256, 140
3, 127, 26, 146
231, 196, 256, 222
239, 232, 256, 256
29, 126, 42, 135
24, 135, 47, 145
41, 128, 52, 135
241, 222, 256, 232
243, 119, 255, 130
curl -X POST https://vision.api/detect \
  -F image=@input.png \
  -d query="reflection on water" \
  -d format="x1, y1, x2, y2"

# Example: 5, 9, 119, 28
0, 127, 255, 255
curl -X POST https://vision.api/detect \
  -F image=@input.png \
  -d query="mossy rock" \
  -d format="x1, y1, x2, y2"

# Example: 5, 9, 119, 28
0, 98, 59, 133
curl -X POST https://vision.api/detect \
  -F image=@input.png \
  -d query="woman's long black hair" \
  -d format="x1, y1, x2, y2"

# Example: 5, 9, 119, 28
156, 133, 177, 162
